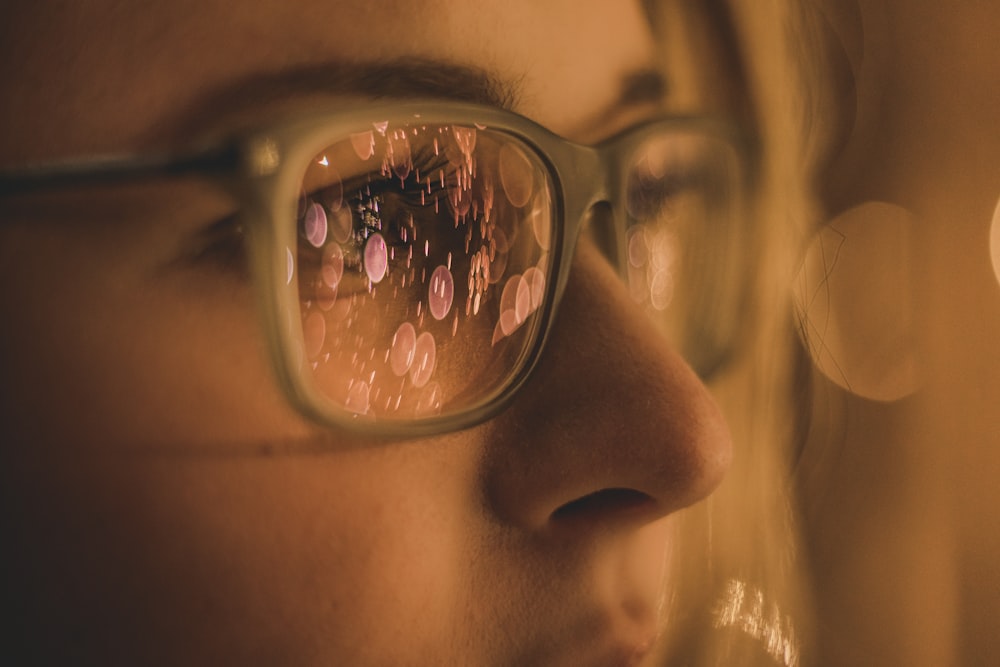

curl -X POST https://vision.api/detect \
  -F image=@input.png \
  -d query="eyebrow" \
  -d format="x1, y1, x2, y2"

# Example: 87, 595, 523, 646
164, 57, 668, 143
0, 57, 671, 197
619, 68, 670, 107
165, 57, 521, 140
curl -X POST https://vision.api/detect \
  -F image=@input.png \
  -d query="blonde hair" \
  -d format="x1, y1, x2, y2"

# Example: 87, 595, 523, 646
650, 0, 819, 663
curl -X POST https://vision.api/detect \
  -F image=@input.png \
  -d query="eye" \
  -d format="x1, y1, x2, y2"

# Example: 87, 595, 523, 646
625, 133, 731, 223
296, 146, 478, 305
185, 213, 249, 278
626, 158, 717, 222
289, 121, 558, 421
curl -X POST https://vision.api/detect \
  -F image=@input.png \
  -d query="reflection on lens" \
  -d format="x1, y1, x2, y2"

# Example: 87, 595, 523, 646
495, 268, 544, 342
388, 130, 413, 180
530, 201, 551, 251
303, 311, 326, 360
364, 233, 388, 284
344, 380, 370, 414
452, 126, 477, 156
350, 131, 375, 160
499, 275, 526, 335
415, 381, 443, 417
390, 322, 417, 376
649, 269, 674, 311
448, 179, 472, 218
626, 223, 679, 312
627, 226, 648, 268
523, 267, 545, 311
312, 161, 344, 211
623, 130, 745, 378
321, 244, 344, 289
304, 202, 328, 248
316, 282, 338, 311
330, 207, 353, 244
428, 265, 455, 320
295, 119, 556, 423
410, 332, 437, 388
649, 229, 676, 271
499, 143, 534, 207
488, 227, 509, 284
990, 194, 1000, 288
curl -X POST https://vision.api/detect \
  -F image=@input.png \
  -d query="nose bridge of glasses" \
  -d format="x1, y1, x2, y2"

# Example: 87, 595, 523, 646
553, 142, 628, 281
580, 201, 626, 274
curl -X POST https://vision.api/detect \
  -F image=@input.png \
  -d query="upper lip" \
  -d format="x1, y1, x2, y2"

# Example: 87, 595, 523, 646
496, 518, 673, 667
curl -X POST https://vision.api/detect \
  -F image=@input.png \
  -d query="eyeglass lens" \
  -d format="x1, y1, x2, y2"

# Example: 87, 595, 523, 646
294, 122, 555, 420
290, 119, 740, 422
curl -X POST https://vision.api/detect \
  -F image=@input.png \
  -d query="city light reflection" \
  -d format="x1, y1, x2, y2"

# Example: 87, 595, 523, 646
990, 195, 1000, 289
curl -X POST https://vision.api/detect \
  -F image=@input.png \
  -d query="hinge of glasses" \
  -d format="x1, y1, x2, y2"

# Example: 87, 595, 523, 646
245, 137, 281, 176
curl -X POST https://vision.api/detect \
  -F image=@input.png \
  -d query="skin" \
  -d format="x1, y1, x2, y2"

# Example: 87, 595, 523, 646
0, 2, 733, 665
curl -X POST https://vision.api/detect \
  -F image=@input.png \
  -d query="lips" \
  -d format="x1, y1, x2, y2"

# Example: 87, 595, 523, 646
506, 573, 668, 667
584, 635, 658, 667
536, 617, 661, 667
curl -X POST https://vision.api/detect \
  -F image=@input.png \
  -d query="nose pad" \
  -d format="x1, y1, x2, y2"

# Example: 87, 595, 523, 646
580, 201, 624, 275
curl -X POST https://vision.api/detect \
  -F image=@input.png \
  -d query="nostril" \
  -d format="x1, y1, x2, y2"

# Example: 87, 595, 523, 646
550, 488, 655, 524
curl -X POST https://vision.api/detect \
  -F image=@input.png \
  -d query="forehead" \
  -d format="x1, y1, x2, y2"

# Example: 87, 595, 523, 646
0, 0, 658, 163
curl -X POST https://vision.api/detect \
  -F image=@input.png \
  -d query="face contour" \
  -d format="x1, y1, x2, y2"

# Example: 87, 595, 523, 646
0, 2, 733, 665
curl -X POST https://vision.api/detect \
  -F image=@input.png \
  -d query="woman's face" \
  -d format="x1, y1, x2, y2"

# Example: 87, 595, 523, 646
0, 1, 732, 665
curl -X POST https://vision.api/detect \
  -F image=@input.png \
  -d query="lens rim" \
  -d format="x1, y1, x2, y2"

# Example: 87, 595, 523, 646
239, 101, 751, 437
0, 99, 751, 439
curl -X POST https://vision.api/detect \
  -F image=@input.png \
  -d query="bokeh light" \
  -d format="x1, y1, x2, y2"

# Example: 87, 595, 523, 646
792, 201, 920, 401
990, 194, 1000, 288
296, 119, 556, 420
321, 244, 344, 290
410, 332, 437, 388
388, 129, 412, 180
428, 265, 455, 320
303, 311, 326, 360
363, 233, 388, 284
499, 143, 534, 207
330, 206, 353, 244
344, 380, 370, 415
304, 202, 328, 248
350, 130, 375, 160
390, 322, 417, 377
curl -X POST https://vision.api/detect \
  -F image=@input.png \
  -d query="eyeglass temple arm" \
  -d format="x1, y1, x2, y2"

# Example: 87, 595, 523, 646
0, 143, 243, 199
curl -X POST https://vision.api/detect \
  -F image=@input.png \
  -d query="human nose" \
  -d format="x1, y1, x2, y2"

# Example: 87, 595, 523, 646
481, 237, 733, 531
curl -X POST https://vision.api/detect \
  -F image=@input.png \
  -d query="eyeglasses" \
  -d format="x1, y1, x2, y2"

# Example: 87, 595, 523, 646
0, 101, 752, 437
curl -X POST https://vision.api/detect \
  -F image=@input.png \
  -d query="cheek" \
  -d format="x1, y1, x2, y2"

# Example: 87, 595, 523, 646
0, 220, 311, 448
2, 444, 480, 664
155, 455, 473, 661
0, 216, 492, 662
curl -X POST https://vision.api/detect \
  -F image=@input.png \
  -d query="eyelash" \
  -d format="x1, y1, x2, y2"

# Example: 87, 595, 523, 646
185, 153, 716, 288
185, 213, 250, 279
186, 151, 454, 280
626, 164, 716, 220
